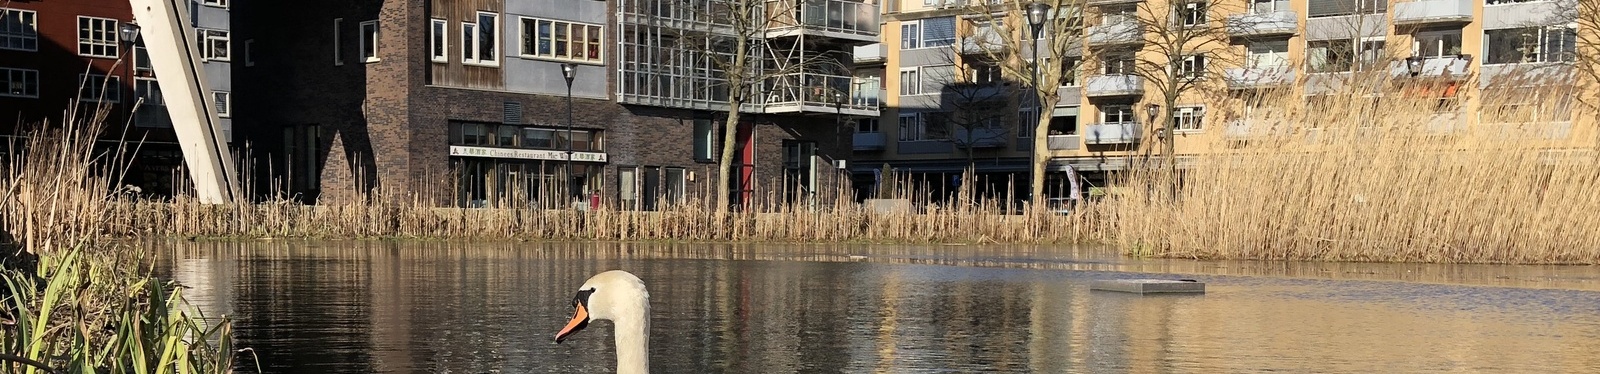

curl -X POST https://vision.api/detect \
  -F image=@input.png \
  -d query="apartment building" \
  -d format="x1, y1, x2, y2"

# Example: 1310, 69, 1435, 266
0, 0, 234, 196
236, 0, 879, 207
857, 0, 1585, 202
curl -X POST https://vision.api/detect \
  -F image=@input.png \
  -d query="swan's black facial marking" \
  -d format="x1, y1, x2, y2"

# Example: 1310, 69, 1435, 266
573, 288, 595, 308
555, 288, 597, 344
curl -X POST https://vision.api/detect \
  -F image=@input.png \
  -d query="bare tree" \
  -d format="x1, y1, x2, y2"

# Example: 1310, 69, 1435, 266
927, 48, 1022, 168
622, 0, 848, 210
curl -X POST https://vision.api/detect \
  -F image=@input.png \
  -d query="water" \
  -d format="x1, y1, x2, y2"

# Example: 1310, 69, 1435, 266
161, 241, 1600, 373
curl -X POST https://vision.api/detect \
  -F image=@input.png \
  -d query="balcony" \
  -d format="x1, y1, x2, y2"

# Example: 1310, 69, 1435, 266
1086, 0, 1141, 6
1086, 22, 1142, 46
1393, 0, 1474, 25
853, 132, 886, 151
1085, 123, 1141, 145
763, 0, 880, 44
761, 73, 880, 117
1048, 134, 1082, 150
1226, 10, 1298, 37
1423, 112, 1468, 135
1083, 75, 1145, 98
1389, 56, 1473, 80
853, 43, 885, 64
1224, 67, 1296, 89
953, 127, 1008, 148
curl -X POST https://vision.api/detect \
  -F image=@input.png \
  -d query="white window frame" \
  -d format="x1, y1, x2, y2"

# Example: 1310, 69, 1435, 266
134, 40, 153, 72
359, 20, 379, 63
463, 12, 500, 66
200, 0, 229, 9
333, 18, 344, 66
1483, 26, 1577, 65
243, 39, 255, 67
1175, 2, 1208, 27
78, 16, 120, 58
1173, 106, 1204, 132
198, 28, 230, 62
134, 78, 170, 128
1018, 107, 1038, 138
1056, 57, 1081, 87
899, 21, 921, 50
518, 17, 605, 64
213, 91, 231, 118
1, 9, 39, 52
898, 113, 926, 141
1176, 54, 1206, 79
1, 67, 40, 98
898, 67, 921, 95
78, 74, 121, 103
430, 18, 448, 63
1101, 104, 1135, 124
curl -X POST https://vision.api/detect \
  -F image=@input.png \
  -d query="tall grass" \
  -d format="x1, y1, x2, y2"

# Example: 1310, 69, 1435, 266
0, 97, 243, 372
1101, 72, 1600, 264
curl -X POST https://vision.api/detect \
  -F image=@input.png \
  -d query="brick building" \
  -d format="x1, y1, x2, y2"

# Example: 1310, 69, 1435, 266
0, 0, 234, 197
235, 0, 881, 208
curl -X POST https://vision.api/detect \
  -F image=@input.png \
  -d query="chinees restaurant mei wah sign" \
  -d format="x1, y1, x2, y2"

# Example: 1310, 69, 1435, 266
449, 146, 609, 163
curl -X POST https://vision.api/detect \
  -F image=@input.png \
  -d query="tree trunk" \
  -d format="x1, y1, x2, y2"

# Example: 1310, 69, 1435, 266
714, 33, 753, 211
1030, 94, 1058, 208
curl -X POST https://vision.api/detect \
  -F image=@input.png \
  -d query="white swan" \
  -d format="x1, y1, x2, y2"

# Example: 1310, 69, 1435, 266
555, 270, 651, 374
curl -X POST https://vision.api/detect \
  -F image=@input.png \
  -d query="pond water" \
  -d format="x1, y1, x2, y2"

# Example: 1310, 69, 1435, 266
160, 241, 1600, 373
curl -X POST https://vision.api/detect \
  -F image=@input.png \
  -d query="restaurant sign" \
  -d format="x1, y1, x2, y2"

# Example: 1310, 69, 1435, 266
449, 146, 609, 162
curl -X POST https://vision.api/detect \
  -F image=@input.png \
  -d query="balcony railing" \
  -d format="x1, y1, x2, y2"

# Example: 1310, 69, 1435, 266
1389, 55, 1473, 80
1047, 134, 1082, 150
853, 132, 887, 151
764, 0, 880, 42
1085, 122, 1141, 145
1224, 67, 1296, 89
953, 127, 1008, 148
1423, 112, 1468, 135
761, 72, 880, 116
1394, 0, 1474, 25
1084, 75, 1145, 98
1086, 0, 1141, 6
1226, 10, 1298, 36
1086, 21, 1142, 46
853, 43, 885, 64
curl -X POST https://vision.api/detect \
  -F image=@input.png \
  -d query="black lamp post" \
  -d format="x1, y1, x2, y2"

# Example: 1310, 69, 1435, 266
1405, 56, 1424, 77
1025, 1, 1050, 205
119, 22, 141, 122
561, 63, 577, 203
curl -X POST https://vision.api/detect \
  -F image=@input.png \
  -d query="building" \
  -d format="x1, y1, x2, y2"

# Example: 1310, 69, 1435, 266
858, 0, 1587, 204
0, 0, 234, 196
236, 0, 880, 208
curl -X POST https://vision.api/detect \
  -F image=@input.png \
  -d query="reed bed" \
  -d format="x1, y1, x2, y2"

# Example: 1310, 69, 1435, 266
1100, 72, 1600, 264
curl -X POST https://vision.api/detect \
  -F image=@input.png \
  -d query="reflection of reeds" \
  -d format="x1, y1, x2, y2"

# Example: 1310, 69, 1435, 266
1102, 72, 1600, 264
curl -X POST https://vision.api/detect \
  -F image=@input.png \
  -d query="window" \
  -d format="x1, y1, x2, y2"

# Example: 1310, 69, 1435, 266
78, 16, 119, 58
1307, 39, 1384, 72
921, 17, 956, 48
1102, 5, 1137, 25
1, 9, 38, 51
457, 123, 489, 145
522, 128, 555, 148
333, 18, 344, 66
1414, 29, 1463, 58
359, 21, 379, 62
135, 40, 153, 72
693, 119, 715, 162
520, 18, 604, 63
1307, 0, 1386, 17
1175, 2, 1207, 27
1101, 104, 1135, 123
431, 19, 448, 62
898, 113, 924, 141
899, 68, 920, 95
1176, 54, 1206, 79
464, 12, 499, 65
969, 61, 1002, 84
857, 118, 880, 133
1019, 107, 1038, 137
1246, 40, 1290, 69
1102, 51, 1135, 74
1485, 27, 1576, 64
900, 22, 921, 49
497, 125, 518, 146
1050, 112, 1078, 135
1, 67, 39, 98
243, 39, 255, 67
1173, 106, 1204, 131
213, 91, 231, 118
1250, 0, 1290, 12
79, 74, 120, 103
201, 0, 228, 8
1059, 57, 1081, 86
134, 78, 170, 128
199, 29, 230, 61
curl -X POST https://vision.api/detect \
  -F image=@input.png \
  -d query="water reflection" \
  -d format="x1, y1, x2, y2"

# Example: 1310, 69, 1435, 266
162, 241, 1600, 373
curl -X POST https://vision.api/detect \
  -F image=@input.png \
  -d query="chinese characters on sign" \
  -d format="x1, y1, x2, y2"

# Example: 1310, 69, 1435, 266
449, 146, 609, 162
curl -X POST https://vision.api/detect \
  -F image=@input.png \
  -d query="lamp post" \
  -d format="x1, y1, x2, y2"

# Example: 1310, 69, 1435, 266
119, 22, 141, 124
1405, 56, 1424, 77
1025, 1, 1050, 206
561, 63, 577, 203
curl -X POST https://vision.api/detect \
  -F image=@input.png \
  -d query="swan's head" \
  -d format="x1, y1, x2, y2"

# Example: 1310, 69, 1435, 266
554, 270, 649, 344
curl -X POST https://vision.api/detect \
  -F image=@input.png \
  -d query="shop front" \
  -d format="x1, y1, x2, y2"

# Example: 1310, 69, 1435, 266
448, 122, 607, 208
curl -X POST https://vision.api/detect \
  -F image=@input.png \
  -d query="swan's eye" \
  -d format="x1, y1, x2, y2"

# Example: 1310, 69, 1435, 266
572, 288, 596, 307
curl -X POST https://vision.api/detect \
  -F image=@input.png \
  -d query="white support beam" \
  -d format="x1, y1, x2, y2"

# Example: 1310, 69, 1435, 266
129, 0, 239, 204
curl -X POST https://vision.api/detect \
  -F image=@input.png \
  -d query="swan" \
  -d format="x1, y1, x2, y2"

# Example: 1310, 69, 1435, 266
554, 270, 651, 373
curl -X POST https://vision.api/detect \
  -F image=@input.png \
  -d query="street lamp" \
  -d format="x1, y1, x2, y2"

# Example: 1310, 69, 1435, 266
561, 62, 577, 204
1025, 1, 1050, 205
1405, 56, 1424, 76
119, 22, 141, 124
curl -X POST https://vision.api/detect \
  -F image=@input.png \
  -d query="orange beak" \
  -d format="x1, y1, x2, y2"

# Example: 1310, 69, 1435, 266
554, 303, 590, 344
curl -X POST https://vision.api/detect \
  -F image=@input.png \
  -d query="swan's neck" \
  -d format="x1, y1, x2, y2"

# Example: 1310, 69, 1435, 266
614, 303, 649, 374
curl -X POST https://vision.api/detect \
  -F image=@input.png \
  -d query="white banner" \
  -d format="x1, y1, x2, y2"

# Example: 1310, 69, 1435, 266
449, 146, 609, 162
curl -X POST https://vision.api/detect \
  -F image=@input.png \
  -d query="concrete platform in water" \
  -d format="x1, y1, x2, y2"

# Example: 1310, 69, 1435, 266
1090, 279, 1206, 294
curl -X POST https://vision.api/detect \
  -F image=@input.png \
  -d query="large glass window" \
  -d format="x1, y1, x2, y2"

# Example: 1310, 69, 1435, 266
1485, 27, 1577, 64
522, 17, 603, 63
1, 9, 38, 51
78, 16, 119, 58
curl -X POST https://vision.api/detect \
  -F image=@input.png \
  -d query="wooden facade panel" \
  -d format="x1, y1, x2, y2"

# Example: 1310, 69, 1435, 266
429, 0, 505, 90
